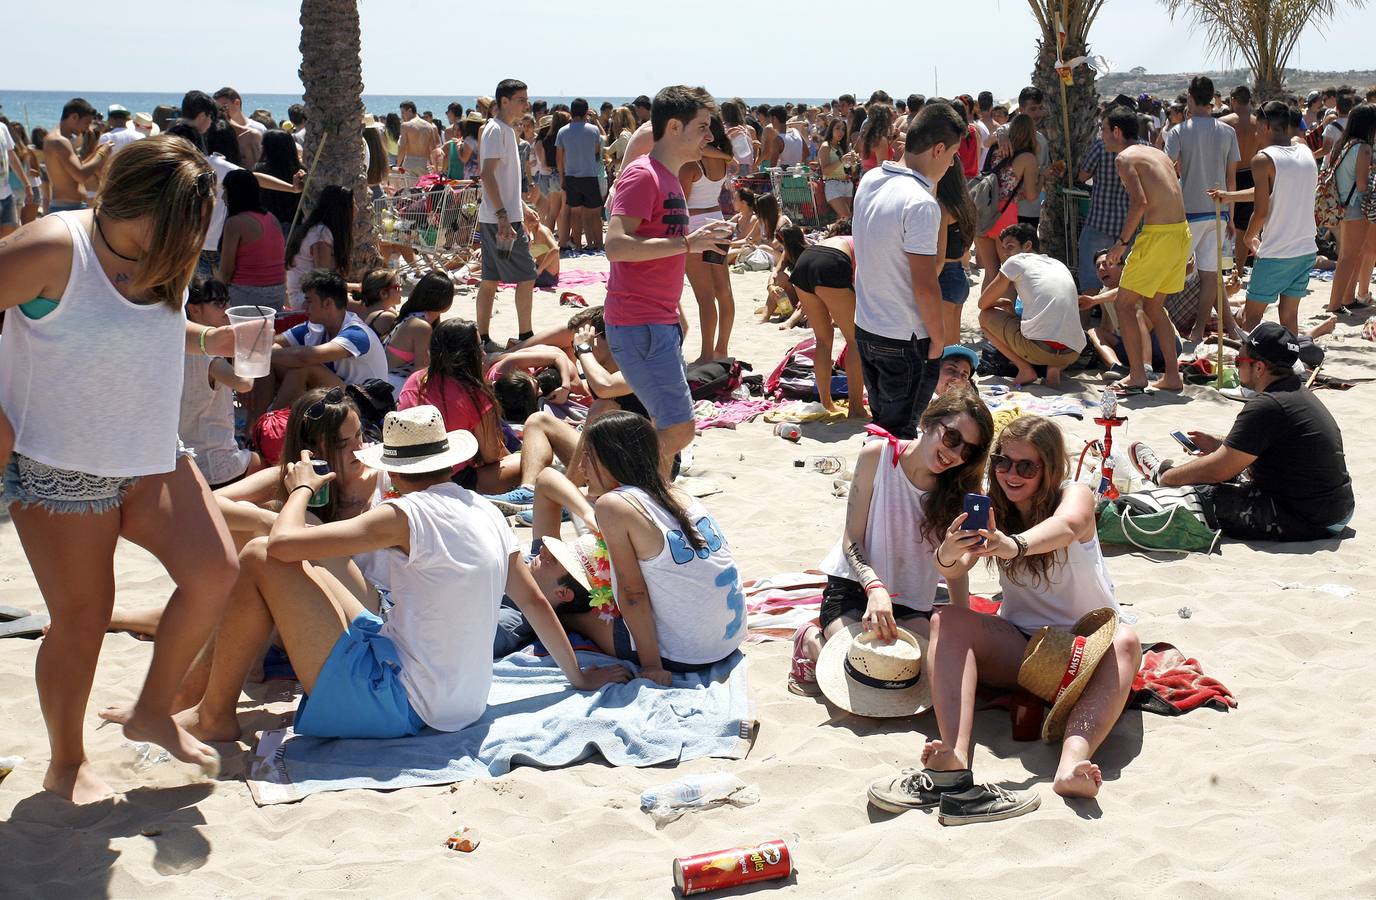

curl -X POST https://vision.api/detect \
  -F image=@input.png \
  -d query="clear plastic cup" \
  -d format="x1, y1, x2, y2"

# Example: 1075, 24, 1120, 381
226, 305, 276, 378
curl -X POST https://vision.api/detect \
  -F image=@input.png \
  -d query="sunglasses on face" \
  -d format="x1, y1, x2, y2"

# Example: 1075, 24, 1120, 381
305, 387, 346, 420
990, 453, 1043, 478
933, 422, 975, 461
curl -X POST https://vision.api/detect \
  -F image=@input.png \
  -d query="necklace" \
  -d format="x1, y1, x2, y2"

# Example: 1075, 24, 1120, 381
94, 215, 141, 263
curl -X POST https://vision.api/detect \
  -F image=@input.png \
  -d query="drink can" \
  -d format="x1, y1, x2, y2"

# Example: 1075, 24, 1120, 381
673, 839, 792, 896
307, 457, 331, 508
774, 423, 801, 443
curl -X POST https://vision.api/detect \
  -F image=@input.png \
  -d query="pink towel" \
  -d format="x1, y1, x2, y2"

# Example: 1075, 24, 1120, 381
500, 268, 609, 291
695, 398, 779, 431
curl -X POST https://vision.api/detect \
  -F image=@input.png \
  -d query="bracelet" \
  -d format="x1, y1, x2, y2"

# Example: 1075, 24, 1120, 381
288, 484, 314, 498
936, 550, 958, 568
682, 235, 691, 254
863, 579, 885, 594
199, 327, 211, 357
1012, 533, 1029, 558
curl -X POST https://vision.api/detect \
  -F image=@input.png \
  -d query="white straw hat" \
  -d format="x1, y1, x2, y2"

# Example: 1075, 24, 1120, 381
353, 405, 477, 474
816, 623, 932, 718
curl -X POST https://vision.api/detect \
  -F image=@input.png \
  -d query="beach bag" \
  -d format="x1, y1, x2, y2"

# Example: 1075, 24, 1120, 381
740, 246, 774, 271
1315, 144, 1359, 231
971, 158, 1020, 236
1097, 487, 1221, 554
686, 358, 747, 402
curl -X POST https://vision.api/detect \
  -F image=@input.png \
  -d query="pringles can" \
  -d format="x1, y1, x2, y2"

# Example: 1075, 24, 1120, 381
673, 838, 792, 895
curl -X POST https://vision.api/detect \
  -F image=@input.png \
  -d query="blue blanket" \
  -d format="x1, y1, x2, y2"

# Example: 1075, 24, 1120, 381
246, 649, 754, 805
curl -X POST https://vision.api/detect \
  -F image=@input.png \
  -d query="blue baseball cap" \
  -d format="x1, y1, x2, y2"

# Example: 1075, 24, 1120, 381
942, 345, 979, 371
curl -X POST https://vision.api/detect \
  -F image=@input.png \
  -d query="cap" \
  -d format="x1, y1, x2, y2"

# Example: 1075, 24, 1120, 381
1110, 93, 1137, 111
942, 344, 979, 372
1242, 322, 1300, 367
1306, 90, 1323, 104
107, 104, 130, 117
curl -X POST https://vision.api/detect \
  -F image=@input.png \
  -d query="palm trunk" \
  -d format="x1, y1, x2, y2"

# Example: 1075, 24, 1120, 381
298, 0, 376, 277
1032, 34, 1100, 270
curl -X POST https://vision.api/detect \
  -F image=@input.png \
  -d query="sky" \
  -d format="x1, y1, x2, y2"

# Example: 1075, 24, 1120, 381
5, 0, 1374, 100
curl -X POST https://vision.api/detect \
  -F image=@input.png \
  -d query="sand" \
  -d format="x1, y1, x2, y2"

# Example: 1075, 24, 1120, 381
1, 256, 1374, 898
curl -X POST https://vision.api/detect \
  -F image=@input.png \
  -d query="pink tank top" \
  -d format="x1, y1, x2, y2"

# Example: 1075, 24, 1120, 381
232, 211, 287, 287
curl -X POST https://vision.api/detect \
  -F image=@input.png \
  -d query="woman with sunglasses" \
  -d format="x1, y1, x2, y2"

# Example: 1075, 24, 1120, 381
353, 268, 404, 338
788, 388, 993, 695
910, 414, 1137, 803
0, 136, 239, 802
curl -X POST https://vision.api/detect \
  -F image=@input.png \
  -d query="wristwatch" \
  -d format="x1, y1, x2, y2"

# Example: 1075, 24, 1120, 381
574, 342, 594, 356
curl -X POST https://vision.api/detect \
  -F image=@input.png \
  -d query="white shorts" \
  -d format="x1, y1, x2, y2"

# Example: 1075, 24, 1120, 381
1187, 217, 1223, 272
824, 179, 853, 202
688, 210, 723, 233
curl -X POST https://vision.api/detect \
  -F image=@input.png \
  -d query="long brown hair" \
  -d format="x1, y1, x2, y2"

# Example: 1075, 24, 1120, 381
277, 387, 360, 523
584, 411, 705, 552
1008, 113, 1038, 158
916, 386, 994, 546
94, 135, 213, 307
987, 414, 1070, 588
934, 161, 976, 257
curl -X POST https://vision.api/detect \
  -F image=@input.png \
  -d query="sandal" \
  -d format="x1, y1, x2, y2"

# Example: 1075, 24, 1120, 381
787, 622, 822, 696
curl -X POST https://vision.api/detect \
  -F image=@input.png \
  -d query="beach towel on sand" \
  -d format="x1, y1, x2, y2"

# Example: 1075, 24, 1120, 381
1128, 642, 1237, 716
246, 649, 754, 805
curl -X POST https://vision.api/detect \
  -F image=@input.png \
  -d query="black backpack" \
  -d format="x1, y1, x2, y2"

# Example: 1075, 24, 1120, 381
686, 358, 750, 402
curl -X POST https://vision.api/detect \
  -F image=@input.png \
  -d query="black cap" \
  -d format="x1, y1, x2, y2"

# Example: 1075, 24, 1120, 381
1110, 93, 1137, 111
1242, 322, 1300, 367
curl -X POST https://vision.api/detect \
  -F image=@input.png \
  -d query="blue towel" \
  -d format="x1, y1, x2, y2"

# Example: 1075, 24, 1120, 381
246, 649, 754, 805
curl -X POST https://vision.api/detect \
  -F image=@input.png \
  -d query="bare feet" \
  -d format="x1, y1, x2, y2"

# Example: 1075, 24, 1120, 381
1011, 366, 1038, 387
846, 405, 868, 420
43, 760, 115, 805
1053, 759, 1103, 798
921, 739, 967, 771
1045, 368, 1063, 389
100, 703, 233, 769
1150, 376, 1185, 392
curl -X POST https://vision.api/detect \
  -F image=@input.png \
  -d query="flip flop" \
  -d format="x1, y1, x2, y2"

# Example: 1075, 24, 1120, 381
1107, 383, 1156, 396
0, 615, 49, 639
0, 606, 33, 622
559, 291, 588, 308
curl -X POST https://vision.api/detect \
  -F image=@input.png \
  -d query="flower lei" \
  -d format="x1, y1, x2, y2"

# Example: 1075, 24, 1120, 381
584, 534, 619, 621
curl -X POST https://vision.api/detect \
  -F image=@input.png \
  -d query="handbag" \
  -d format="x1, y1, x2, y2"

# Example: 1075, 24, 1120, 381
1097, 486, 1221, 554
1362, 163, 1376, 223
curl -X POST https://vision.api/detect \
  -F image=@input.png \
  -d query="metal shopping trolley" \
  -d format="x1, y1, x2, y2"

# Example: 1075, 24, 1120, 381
769, 166, 833, 229
373, 176, 480, 274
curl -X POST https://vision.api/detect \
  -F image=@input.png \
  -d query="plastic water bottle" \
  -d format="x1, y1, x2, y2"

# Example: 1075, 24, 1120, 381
1100, 389, 1118, 421
640, 773, 758, 826
794, 455, 846, 476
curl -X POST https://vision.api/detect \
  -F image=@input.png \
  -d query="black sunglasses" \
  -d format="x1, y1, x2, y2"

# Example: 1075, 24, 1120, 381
195, 170, 215, 199
305, 387, 346, 420
990, 453, 1043, 478
933, 422, 975, 461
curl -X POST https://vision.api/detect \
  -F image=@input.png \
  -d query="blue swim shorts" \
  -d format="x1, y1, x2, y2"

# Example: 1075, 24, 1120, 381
293, 609, 426, 739
1246, 254, 1316, 304
604, 322, 695, 428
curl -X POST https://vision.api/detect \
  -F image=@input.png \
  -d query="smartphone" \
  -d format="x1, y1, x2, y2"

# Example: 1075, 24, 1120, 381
962, 493, 991, 544
1170, 430, 1200, 454
702, 246, 727, 265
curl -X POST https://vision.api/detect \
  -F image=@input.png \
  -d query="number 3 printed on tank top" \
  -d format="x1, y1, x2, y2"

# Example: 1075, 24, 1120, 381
666, 516, 725, 565
717, 565, 745, 640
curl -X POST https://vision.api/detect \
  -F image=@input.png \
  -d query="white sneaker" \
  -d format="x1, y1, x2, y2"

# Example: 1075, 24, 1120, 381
1220, 386, 1257, 402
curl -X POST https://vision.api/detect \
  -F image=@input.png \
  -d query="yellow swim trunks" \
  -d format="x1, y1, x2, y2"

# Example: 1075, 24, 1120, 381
1120, 222, 1190, 299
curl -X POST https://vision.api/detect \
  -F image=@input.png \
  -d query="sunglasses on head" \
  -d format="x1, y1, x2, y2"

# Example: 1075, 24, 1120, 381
195, 170, 215, 199
305, 387, 346, 420
933, 421, 975, 461
990, 453, 1043, 478
189, 296, 230, 309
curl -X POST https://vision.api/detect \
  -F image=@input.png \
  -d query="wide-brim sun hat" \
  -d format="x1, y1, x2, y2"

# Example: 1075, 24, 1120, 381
1017, 607, 1119, 742
353, 405, 477, 474
542, 535, 599, 592
816, 622, 932, 718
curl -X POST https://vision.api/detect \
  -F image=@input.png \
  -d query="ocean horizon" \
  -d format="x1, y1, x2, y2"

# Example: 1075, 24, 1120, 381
0, 90, 833, 133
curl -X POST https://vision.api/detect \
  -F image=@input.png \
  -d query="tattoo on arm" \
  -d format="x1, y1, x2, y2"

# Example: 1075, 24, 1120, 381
619, 587, 648, 609
844, 540, 879, 588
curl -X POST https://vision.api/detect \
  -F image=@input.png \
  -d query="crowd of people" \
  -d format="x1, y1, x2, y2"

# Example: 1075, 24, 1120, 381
0, 74, 1363, 826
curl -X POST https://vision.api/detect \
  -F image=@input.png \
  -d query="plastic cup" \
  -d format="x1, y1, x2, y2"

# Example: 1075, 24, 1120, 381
226, 305, 275, 378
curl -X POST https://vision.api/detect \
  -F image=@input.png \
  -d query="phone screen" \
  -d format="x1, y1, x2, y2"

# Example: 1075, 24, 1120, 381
1170, 431, 1199, 453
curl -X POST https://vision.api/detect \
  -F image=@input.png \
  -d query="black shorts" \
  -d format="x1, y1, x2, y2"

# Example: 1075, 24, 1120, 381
610, 617, 725, 673
1233, 168, 1255, 233
819, 575, 931, 632
791, 245, 854, 294
564, 175, 603, 209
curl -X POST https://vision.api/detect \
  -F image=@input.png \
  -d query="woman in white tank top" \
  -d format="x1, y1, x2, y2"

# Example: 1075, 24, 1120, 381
924, 414, 1140, 800
0, 137, 246, 803
561, 411, 747, 683
680, 114, 740, 366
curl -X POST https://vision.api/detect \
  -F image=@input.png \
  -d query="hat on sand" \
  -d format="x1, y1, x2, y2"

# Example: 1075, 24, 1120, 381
353, 406, 477, 474
817, 623, 932, 718
542, 534, 617, 618
1017, 608, 1119, 742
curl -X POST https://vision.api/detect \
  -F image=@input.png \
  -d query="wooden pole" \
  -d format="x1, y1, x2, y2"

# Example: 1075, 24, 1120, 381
1054, 7, 1076, 264
1213, 190, 1227, 387
286, 131, 330, 246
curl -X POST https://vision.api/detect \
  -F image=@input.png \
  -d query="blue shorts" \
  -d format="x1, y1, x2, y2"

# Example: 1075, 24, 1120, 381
1247, 254, 1316, 304
0, 195, 16, 227
293, 609, 426, 739
604, 323, 695, 428
938, 260, 969, 305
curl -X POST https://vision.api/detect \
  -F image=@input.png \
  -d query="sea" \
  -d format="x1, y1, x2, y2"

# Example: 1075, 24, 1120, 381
0, 90, 831, 132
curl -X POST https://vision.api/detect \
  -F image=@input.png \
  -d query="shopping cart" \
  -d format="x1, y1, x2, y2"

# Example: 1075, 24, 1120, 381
769, 167, 831, 229
374, 177, 480, 273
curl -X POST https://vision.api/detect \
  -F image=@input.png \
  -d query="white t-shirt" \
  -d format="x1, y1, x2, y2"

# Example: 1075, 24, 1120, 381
204, 153, 240, 251
380, 483, 517, 731
282, 309, 388, 385
853, 161, 941, 341
98, 125, 146, 158
974, 119, 992, 172
478, 117, 522, 225
1322, 118, 1347, 149
0, 126, 13, 200
286, 223, 332, 308
241, 117, 267, 135
1000, 253, 1086, 352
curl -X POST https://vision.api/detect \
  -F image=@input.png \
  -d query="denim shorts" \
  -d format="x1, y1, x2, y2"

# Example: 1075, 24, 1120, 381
535, 172, 561, 194
0, 195, 16, 227
938, 260, 969, 304
293, 609, 426, 739
605, 323, 695, 427
3, 453, 140, 515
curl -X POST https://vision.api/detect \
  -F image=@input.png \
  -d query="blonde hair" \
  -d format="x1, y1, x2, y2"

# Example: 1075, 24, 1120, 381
613, 106, 637, 136
987, 414, 1071, 589
93, 135, 213, 308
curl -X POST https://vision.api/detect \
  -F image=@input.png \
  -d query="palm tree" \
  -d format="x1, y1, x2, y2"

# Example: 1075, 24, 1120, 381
298, 0, 375, 275
1161, 0, 1368, 102
1025, 1, 1107, 266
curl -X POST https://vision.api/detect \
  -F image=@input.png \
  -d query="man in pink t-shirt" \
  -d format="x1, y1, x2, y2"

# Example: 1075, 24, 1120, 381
604, 86, 736, 474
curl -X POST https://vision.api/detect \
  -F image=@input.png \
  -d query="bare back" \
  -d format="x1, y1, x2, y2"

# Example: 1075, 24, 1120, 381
43, 134, 86, 204
1117, 144, 1186, 225
401, 118, 439, 161
1222, 111, 1260, 167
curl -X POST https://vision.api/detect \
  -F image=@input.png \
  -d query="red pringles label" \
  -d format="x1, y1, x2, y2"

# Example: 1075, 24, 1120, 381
673, 839, 792, 895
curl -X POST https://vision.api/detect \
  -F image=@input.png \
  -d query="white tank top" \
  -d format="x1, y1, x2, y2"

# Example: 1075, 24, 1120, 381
686, 163, 729, 209
731, 130, 754, 167
779, 130, 805, 165
610, 486, 746, 665
997, 528, 1118, 633
1257, 143, 1319, 260
0, 212, 187, 477
819, 439, 941, 611
178, 355, 243, 485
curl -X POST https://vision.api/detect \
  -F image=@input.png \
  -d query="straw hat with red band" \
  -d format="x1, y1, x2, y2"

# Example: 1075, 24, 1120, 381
542, 534, 618, 620
1016, 607, 1119, 742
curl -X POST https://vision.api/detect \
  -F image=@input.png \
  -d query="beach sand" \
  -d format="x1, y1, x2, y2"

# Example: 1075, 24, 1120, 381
1, 257, 1373, 898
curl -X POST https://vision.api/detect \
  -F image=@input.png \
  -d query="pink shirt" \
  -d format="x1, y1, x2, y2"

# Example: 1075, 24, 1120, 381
605, 156, 689, 326
397, 371, 494, 471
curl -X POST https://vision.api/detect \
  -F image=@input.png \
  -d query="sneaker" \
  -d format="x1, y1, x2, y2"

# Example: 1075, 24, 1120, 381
1220, 386, 1257, 402
481, 338, 504, 355
1128, 441, 1161, 483
515, 507, 570, 527
866, 767, 974, 813
483, 485, 535, 514
937, 783, 1041, 826
786, 623, 821, 696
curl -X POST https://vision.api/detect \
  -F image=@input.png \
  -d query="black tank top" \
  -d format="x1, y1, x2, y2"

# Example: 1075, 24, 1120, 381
945, 221, 967, 261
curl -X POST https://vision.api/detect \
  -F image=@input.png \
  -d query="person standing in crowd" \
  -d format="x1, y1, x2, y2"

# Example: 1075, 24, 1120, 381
1322, 104, 1374, 314
213, 87, 265, 170
217, 169, 287, 311
988, 87, 1054, 227
680, 115, 737, 365
852, 101, 963, 438
475, 79, 537, 351
0, 116, 34, 236
1076, 107, 1138, 293
818, 118, 854, 219
1220, 85, 1259, 241
604, 86, 735, 476
1164, 76, 1242, 342
97, 105, 146, 158
396, 100, 439, 176
43, 98, 110, 212
556, 98, 606, 253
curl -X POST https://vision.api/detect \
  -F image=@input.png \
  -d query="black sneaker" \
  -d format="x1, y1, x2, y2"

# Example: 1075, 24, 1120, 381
937, 783, 1041, 826
866, 767, 974, 813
